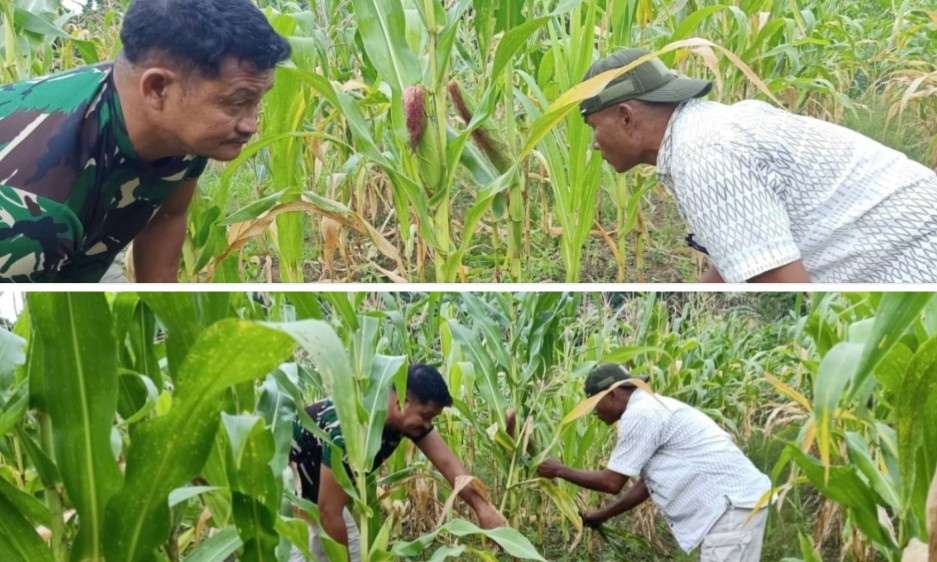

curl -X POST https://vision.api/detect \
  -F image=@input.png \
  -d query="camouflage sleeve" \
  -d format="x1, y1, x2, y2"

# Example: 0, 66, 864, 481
0, 185, 83, 282
55, 250, 119, 283
182, 157, 209, 182
321, 432, 347, 469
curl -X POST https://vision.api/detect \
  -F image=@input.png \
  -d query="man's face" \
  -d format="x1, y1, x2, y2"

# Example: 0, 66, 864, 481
586, 103, 642, 173
396, 397, 444, 438
592, 388, 626, 425
161, 57, 275, 161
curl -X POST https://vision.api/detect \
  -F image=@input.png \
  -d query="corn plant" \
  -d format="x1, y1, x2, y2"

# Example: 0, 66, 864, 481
3, 291, 936, 561
769, 292, 937, 561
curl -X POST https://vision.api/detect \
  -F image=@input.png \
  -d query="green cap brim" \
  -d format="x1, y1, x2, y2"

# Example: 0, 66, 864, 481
581, 76, 713, 117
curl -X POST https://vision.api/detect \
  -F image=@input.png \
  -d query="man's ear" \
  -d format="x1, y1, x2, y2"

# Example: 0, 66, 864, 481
615, 101, 638, 130
139, 68, 178, 110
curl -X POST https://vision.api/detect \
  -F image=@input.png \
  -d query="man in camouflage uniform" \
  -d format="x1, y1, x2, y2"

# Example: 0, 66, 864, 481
289, 364, 507, 561
0, 0, 291, 282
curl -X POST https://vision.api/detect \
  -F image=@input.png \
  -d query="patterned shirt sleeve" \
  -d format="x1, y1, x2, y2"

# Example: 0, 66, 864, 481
673, 141, 801, 282
607, 402, 662, 477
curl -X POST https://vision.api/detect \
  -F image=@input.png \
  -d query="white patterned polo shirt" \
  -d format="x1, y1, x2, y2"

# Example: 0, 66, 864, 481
607, 390, 770, 553
656, 98, 937, 282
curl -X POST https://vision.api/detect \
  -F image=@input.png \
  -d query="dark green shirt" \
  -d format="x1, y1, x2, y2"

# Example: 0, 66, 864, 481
0, 64, 208, 282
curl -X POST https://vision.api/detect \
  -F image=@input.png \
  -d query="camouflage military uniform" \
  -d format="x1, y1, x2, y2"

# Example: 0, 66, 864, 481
0, 64, 208, 282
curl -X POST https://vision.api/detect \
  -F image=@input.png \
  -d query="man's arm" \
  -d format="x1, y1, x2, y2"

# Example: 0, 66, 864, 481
536, 457, 629, 495
317, 465, 353, 557
699, 264, 724, 283
580, 480, 650, 526
749, 259, 811, 283
702, 260, 811, 283
415, 430, 507, 529
132, 179, 197, 282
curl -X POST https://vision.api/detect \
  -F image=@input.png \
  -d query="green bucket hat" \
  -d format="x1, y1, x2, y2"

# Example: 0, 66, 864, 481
579, 48, 713, 118
583, 363, 649, 397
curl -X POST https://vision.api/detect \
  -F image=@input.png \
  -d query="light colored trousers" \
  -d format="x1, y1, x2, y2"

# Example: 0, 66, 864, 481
698, 507, 768, 562
288, 508, 361, 562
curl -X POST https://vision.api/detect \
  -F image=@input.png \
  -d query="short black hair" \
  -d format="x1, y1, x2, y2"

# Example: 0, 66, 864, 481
406, 364, 453, 408
120, 0, 292, 77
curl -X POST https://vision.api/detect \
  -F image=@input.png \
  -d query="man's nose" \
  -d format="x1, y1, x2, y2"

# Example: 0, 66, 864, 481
236, 107, 260, 136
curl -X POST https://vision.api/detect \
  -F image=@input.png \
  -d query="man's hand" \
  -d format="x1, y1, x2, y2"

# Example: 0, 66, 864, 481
536, 457, 566, 479
580, 509, 607, 529
475, 503, 508, 529
416, 431, 508, 528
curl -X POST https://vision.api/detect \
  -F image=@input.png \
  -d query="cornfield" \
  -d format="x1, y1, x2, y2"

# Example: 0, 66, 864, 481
5, 0, 935, 282
0, 291, 935, 561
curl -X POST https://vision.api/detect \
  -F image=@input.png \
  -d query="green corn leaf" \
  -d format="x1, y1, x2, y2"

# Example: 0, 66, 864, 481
181, 526, 242, 562
0, 492, 53, 562
844, 432, 900, 509
787, 446, 893, 549
812, 341, 862, 481
285, 293, 324, 321
137, 292, 222, 378
0, 382, 28, 436
13, 8, 71, 39
851, 293, 933, 401
257, 374, 297, 475
0, 327, 26, 388
168, 486, 221, 508
269, 320, 364, 471
393, 519, 546, 560
363, 354, 406, 465
0, 474, 50, 528
433, 0, 473, 88
897, 334, 937, 522
351, 0, 420, 92
28, 293, 122, 561
105, 320, 295, 562
13, 426, 59, 487
797, 532, 824, 562
426, 545, 467, 562
227, 414, 279, 562
274, 517, 313, 561
472, 0, 496, 56
447, 320, 507, 412
669, 5, 732, 43
458, 294, 512, 370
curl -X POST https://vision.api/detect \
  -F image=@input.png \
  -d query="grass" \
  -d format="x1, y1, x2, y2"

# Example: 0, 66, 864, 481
840, 94, 934, 166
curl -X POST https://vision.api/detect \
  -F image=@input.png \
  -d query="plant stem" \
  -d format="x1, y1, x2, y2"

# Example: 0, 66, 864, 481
39, 412, 68, 562
2, 0, 19, 82
424, 0, 451, 282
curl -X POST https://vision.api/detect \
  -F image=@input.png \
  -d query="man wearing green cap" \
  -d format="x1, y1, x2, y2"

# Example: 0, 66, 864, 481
579, 48, 937, 283
537, 363, 771, 561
